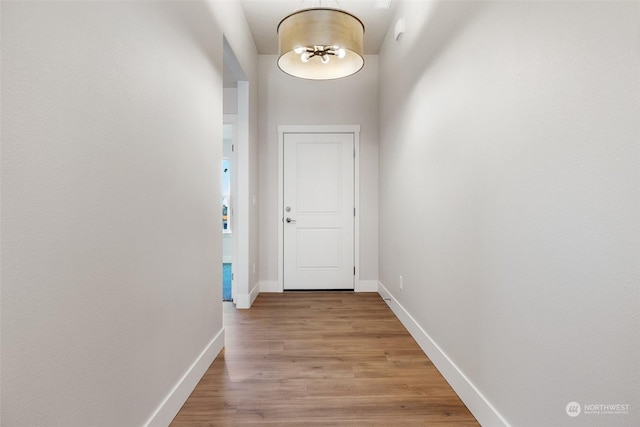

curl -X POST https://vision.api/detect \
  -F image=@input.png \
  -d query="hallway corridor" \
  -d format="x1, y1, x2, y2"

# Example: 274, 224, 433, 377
171, 293, 478, 425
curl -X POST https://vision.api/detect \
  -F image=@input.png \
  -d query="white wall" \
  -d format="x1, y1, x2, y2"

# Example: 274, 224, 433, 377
223, 88, 238, 114
1, 1, 257, 425
378, 1, 639, 426
258, 55, 379, 287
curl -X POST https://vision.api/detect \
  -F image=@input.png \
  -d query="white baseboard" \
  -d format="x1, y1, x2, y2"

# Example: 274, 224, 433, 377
260, 280, 282, 293
235, 281, 260, 309
144, 328, 225, 427
356, 280, 379, 292
378, 282, 509, 427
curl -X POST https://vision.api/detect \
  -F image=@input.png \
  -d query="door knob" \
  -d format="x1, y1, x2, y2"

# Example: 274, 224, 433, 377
286, 217, 296, 223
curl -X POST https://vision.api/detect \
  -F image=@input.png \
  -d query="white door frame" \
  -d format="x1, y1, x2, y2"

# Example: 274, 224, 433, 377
277, 125, 361, 292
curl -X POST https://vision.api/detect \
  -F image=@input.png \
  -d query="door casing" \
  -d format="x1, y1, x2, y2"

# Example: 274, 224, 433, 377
277, 125, 360, 293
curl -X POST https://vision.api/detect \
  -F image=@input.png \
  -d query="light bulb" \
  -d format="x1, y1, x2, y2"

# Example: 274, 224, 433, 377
321, 55, 330, 64
301, 52, 310, 63
337, 48, 346, 59
294, 46, 305, 54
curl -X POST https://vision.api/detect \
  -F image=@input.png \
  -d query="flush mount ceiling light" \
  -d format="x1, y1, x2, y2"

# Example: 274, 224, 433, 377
277, 5, 365, 80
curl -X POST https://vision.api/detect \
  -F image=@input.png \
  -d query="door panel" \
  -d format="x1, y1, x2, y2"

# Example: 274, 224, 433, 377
296, 143, 341, 213
296, 228, 341, 268
284, 133, 354, 290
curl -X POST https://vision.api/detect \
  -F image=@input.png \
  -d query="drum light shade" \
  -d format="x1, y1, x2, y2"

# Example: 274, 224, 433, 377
277, 8, 365, 80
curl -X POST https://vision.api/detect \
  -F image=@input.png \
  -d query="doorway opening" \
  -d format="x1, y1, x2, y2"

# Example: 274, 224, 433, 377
222, 120, 234, 301
222, 37, 250, 307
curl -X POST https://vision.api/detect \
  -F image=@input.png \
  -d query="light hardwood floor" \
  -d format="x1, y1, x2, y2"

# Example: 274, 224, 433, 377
171, 292, 479, 426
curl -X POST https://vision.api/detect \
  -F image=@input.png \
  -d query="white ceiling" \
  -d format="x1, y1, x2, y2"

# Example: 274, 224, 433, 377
239, 0, 398, 55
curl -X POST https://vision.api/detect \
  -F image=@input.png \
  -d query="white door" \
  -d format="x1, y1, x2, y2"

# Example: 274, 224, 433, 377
283, 133, 354, 290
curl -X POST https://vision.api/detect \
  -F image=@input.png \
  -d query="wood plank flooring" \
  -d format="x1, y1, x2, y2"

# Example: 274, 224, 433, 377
171, 292, 479, 426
